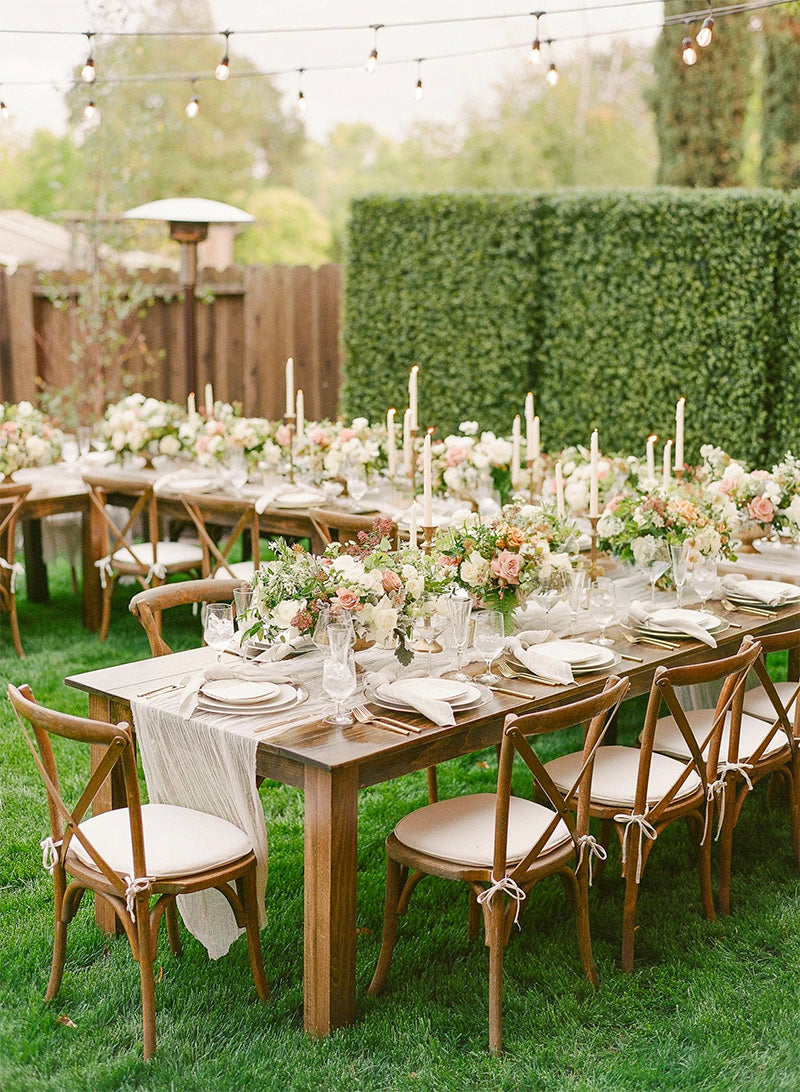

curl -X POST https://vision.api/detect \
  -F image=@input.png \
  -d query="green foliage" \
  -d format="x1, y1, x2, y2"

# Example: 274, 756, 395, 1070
760, 12, 800, 188
344, 190, 797, 465
341, 195, 538, 436
652, 1, 753, 186
235, 187, 333, 268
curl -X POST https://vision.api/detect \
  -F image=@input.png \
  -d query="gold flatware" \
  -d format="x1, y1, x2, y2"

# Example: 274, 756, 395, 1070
620, 628, 680, 651
720, 597, 775, 618
495, 660, 567, 686
619, 653, 644, 663
352, 705, 411, 736
488, 684, 540, 699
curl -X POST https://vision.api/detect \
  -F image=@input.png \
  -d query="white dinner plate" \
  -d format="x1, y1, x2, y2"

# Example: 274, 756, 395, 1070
527, 640, 606, 666
366, 682, 488, 714
572, 649, 620, 673
378, 678, 472, 704
726, 580, 800, 606
196, 683, 305, 714
201, 678, 280, 704
271, 490, 326, 508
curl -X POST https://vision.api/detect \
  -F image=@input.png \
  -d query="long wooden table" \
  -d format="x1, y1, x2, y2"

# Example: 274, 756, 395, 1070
64, 598, 800, 1037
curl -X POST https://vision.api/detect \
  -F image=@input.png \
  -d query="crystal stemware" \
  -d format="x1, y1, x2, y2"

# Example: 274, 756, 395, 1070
529, 571, 565, 630
202, 602, 234, 661
345, 462, 368, 509
590, 579, 616, 647
566, 568, 587, 637
322, 652, 357, 727
445, 593, 473, 682
233, 586, 255, 657
632, 537, 670, 605
412, 599, 448, 676
692, 555, 718, 610
669, 542, 690, 608
472, 610, 506, 683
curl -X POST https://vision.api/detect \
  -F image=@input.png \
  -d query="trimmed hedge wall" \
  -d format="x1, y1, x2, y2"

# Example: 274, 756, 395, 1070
343, 191, 800, 466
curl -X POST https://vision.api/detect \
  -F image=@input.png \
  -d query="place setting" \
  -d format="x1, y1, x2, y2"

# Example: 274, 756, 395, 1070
720, 573, 800, 610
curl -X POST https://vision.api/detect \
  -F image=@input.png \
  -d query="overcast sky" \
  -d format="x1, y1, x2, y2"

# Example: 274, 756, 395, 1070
1, 1, 663, 141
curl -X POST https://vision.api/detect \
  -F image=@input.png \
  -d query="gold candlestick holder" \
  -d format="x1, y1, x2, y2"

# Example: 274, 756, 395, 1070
422, 524, 435, 555
587, 515, 602, 584
674, 467, 683, 484
284, 413, 296, 483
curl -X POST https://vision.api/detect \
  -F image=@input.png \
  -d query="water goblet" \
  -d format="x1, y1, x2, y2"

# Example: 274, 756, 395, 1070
669, 542, 690, 608
77, 426, 93, 457
227, 451, 249, 493
61, 436, 79, 469
322, 652, 357, 727
472, 610, 506, 683
412, 599, 448, 675
632, 538, 670, 605
590, 578, 617, 647
566, 568, 587, 637
445, 593, 473, 682
692, 556, 718, 611
202, 602, 234, 661
345, 462, 368, 509
529, 571, 565, 630
233, 586, 255, 657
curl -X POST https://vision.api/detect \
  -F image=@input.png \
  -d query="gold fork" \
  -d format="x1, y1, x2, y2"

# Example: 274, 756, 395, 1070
351, 704, 412, 736
495, 659, 566, 686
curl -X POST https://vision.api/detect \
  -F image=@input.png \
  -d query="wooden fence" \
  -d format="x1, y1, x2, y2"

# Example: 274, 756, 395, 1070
0, 263, 342, 421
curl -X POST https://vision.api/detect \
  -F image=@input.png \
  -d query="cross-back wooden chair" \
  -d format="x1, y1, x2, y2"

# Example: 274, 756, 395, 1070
368, 675, 630, 1053
0, 480, 31, 657
545, 639, 761, 971
7, 682, 268, 1061
129, 578, 245, 656
83, 472, 204, 641
651, 628, 800, 915
307, 507, 399, 549
179, 492, 261, 581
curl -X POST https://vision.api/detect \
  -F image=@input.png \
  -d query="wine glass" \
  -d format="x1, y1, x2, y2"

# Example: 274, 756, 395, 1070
233, 586, 255, 657
590, 579, 617, 647
322, 652, 357, 727
445, 594, 473, 682
632, 538, 670, 605
692, 556, 718, 611
411, 599, 449, 676
669, 542, 690, 608
566, 568, 587, 637
202, 602, 234, 661
529, 570, 567, 630
227, 450, 249, 493
345, 462, 368, 509
472, 611, 506, 683
77, 426, 93, 458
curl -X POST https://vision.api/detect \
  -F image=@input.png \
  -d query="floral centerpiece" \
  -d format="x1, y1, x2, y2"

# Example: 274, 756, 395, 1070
249, 520, 435, 663
544, 445, 633, 514
770, 452, 800, 539
699, 445, 782, 548
0, 401, 63, 478
430, 422, 514, 504
99, 394, 185, 463
178, 404, 278, 470
597, 482, 737, 566
429, 503, 579, 627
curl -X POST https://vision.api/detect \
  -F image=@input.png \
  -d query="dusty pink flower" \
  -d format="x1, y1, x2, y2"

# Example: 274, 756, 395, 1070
337, 428, 356, 442
381, 569, 402, 593
747, 495, 774, 523
717, 478, 734, 494
751, 470, 771, 480
445, 446, 469, 466
336, 587, 360, 610
309, 428, 329, 445
275, 424, 292, 447
489, 550, 522, 585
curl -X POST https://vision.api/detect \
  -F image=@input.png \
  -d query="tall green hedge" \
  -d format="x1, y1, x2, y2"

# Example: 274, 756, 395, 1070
343, 191, 800, 466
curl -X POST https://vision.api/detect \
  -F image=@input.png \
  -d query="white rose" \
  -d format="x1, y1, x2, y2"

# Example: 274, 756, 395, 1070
565, 480, 587, 513
460, 554, 490, 588
159, 435, 181, 456
272, 598, 304, 629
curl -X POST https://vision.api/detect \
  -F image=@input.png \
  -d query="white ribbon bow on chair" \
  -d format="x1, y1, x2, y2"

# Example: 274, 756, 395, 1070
577, 834, 608, 887
145, 562, 167, 585
124, 874, 154, 922
614, 813, 658, 884
703, 761, 754, 843
0, 557, 25, 594
476, 874, 527, 928
40, 836, 63, 874
95, 555, 113, 589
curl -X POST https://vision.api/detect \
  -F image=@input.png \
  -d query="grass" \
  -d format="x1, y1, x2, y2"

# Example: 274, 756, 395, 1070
2, 563, 800, 1090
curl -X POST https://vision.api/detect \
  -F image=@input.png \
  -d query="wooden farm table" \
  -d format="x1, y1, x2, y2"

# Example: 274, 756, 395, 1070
64, 597, 800, 1037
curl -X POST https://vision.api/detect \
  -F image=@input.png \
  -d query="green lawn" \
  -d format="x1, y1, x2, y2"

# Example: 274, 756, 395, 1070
2, 564, 800, 1091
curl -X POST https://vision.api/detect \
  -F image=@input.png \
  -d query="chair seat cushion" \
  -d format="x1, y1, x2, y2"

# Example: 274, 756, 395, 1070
69, 803, 253, 879
213, 561, 255, 580
393, 792, 571, 868
650, 708, 789, 765
744, 681, 799, 724
545, 745, 702, 808
111, 541, 204, 572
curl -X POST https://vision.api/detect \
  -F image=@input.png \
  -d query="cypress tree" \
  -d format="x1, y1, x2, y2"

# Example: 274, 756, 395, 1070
652, 0, 753, 186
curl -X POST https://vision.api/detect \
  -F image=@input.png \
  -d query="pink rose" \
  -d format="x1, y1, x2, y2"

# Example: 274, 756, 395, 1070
751, 470, 771, 480
336, 587, 360, 610
381, 569, 402, 593
309, 428, 329, 445
747, 496, 774, 523
445, 446, 469, 466
337, 428, 356, 442
275, 424, 292, 447
717, 478, 734, 494
489, 550, 522, 585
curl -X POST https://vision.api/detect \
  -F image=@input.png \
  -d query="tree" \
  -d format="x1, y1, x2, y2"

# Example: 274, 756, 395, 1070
651, 1, 754, 186
760, 12, 800, 188
0, 130, 92, 217
235, 187, 333, 267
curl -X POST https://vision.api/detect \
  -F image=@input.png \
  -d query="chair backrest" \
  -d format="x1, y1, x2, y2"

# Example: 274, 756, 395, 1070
0, 481, 32, 566
637, 637, 763, 825
129, 577, 245, 655
496, 675, 631, 883
83, 472, 159, 569
735, 626, 800, 764
7, 682, 146, 903
307, 508, 399, 549
180, 492, 261, 579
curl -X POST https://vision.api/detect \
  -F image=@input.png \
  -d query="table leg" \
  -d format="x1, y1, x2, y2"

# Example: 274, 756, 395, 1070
21, 518, 48, 603
303, 764, 358, 1035
88, 694, 127, 934
82, 505, 102, 631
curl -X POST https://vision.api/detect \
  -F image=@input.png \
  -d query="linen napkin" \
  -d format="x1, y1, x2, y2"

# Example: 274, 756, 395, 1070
254, 484, 289, 515
362, 661, 459, 726
721, 574, 796, 606
504, 637, 574, 684
628, 600, 717, 647
178, 661, 297, 716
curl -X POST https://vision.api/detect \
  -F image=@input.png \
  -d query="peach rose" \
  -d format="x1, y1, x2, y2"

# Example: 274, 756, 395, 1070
747, 495, 774, 523
338, 428, 356, 442
490, 550, 522, 585
336, 588, 360, 610
275, 424, 292, 447
381, 569, 402, 593
505, 526, 525, 549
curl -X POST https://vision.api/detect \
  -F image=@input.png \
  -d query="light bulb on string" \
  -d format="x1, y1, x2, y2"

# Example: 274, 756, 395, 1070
186, 83, 200, 118
0, 101, 9, 121
413, 59, 423, 101
215, 30, 231, 80
297, 69, 307, 112
83, 100, 97, 121
545, 41, 559, 87
81, 32, 95, 84
530, 12, 544, 65
366, 24, 382, 73
697, 15, 714, 48
682, 36, 698, 65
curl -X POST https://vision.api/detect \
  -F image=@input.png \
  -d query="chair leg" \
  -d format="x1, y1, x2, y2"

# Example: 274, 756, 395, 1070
620, 866, 641, 973
572, 868, 599, 988
99, 577, 117, 643
136, 912, 157, 1062
468, 887, 482, 941
237, 871, 270, 1002
487, 898, 505, 1054
698, 820, 716, 923
426, 767, 438, 804
717, 782, 737, 917
165, 900, 183, 957
8, 593, 24, 658
45, 871, 68, 1001
368, 855, 406, 996
69, 564, 80, 596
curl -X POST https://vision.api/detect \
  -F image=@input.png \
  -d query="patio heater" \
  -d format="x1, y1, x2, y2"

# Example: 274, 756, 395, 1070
122, 198, 254, 397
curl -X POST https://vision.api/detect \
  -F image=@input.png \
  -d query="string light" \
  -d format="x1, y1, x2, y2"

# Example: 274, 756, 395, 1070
697, 12, 715, 46
185, 82, 199, 117
530, 11, 544, 65
215, 30, 231, 80
83, 99, 97, 120
365, 24, 382, 73
81, 32, 95, 84
297, 68, 307, 111
545, 40, 560, 85
413, 59, 423, 100
681, 27, 698, 64
0, 101, 8, 120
